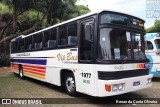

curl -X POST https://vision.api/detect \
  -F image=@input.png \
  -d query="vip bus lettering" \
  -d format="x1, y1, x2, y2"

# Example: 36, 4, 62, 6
57, 53, 65, 62
57, 52, 77, 62
67, 52, 78, 61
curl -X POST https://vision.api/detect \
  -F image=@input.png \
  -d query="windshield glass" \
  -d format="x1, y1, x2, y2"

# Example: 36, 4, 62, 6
98, 28, 146, 60
155, 39, 160, 49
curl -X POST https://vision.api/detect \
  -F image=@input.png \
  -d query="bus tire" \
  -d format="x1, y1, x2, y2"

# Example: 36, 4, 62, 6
64, 73, 77, 96
19, 66, 24, 79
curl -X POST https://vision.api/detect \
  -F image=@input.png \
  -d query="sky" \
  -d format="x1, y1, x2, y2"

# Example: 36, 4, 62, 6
76, 0, 156, 28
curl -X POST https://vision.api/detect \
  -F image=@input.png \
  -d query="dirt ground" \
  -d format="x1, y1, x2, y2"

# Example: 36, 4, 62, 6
0, 67, 11, 74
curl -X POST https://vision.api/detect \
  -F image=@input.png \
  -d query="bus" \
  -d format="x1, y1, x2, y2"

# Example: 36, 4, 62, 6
145, 32, 160, 75
10, 10, 153, 97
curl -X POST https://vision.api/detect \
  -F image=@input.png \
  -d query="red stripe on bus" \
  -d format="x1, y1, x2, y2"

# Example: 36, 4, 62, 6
23, 66, 46, 70
23, 68, 46, 73
24, 70, 45, 76
23, 65, 46, 69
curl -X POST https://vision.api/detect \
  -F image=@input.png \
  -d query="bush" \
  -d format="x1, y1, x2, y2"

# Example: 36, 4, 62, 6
0, 55, 10, 67
0, 44, 10, 67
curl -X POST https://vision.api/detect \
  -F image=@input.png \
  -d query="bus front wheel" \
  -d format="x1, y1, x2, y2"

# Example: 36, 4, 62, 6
19, 66, 24, 79
64, 73, 77, 96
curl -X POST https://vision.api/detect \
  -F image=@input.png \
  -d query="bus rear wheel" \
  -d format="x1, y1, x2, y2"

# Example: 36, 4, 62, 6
64, 73, 77, 96
19, 66, 24, 79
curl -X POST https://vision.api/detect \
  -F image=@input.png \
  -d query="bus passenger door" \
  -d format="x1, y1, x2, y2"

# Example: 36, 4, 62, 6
76, 18, 95, 95
79, 19, 94, 61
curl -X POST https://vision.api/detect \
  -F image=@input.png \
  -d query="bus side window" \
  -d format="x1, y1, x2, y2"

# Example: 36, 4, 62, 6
32, 35, 36, 50
11, 41, 18, 53
32, 33, 43, 50
49, 29, 57, 48
43, 30, 50, 49
18, 39, 24, 52
15, 41, 18, 53
25, 36, 32, 51
58, 25, 67, 46
36, 33, 43, 50
11, 42, 14, 53
147, 41, 153, 50
68, 22, 77, 45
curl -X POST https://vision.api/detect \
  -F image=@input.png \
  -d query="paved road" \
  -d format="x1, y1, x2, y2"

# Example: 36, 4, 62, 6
0, 69, 160, 107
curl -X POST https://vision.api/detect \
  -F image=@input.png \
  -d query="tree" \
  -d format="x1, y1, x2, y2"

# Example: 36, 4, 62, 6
146, 20, 160, 33
77, 5, 90, 15
154, 20, 160, 32
146, 26, 155, 33
0, 0, 35, 39
0, 0, 91, 67
0, 0, 90, 45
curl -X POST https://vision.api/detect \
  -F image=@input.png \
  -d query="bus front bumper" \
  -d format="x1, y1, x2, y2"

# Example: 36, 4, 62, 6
97, 74, 153, 97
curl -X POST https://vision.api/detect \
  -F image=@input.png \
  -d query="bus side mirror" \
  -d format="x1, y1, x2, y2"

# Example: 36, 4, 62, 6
85, 25, 92, 41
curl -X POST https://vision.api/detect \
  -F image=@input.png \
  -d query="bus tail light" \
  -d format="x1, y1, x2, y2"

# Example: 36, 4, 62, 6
105, 85, 111, 92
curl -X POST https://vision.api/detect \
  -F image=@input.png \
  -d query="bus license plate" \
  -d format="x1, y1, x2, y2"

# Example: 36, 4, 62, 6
133, 81, 140, 86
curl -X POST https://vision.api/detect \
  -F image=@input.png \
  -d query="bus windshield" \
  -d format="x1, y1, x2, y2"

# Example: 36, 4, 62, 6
155, 39, 160, 49
98, 28, 146, 60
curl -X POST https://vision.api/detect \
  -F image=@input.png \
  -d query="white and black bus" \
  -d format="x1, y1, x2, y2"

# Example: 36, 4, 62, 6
11, 10, 152, 97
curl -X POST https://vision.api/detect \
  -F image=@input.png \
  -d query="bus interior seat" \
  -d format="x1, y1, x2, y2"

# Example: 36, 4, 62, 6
68, 36, 77, 45
48, 40, 56, 48
35, 42, 42, 50
43, 42, 48, 49
28, 44, 32, 50
60, 39, 67, 45
20, 46, 24, 51
33, 43, 37, 50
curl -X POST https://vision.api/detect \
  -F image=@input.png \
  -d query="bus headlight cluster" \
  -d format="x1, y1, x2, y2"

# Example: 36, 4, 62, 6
147, 78, 152, 85
112, 83, 125, 92
105, 83, 125, 92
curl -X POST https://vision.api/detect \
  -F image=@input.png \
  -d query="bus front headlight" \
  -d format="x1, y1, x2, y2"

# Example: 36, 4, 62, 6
112, 83, 125, 92
118, 83, 124, 91
112, 84, 118, 91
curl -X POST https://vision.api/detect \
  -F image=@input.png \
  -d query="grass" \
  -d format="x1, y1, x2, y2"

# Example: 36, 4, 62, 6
0, 73, 69, 98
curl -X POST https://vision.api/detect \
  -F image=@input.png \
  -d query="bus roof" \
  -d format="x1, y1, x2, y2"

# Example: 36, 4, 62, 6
11, 9, 145, 42
145, 32, 160, 40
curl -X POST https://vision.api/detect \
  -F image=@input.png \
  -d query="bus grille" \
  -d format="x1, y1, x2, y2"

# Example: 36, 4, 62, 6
98, 69, 149, 80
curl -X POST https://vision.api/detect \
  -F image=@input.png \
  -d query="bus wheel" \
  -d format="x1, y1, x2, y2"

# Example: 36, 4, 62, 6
19, 66, 24, 79
65, 73, 76, 96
